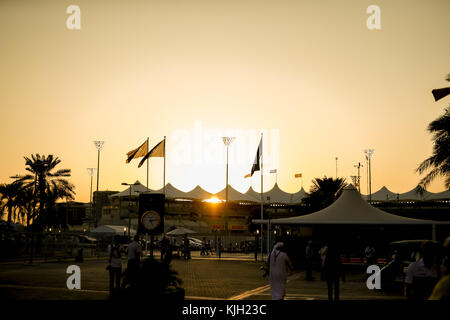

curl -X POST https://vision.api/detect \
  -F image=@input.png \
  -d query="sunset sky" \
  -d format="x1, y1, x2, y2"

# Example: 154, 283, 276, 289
1, 0, 449, 202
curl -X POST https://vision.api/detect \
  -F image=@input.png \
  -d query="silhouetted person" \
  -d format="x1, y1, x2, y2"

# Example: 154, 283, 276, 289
405, 240, 439, 300
305, 241, 314, 281
365, 244, 376, 267
323, 242, 342, 301
125, 235, 142, 288
201, 237, 207, 256
183, 234, 191, 260
319, 242, 328, 280
269, 242, 293, 300
107, 236, 122, 298
160, 236, 169, 262
429, 237, 450, 300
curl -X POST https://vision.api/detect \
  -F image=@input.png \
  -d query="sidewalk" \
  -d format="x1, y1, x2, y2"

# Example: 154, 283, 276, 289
0, 258, 404, 300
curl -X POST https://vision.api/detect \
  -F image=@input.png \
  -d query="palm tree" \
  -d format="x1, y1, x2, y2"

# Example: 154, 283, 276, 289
13, 154, 75, 231
15, 185, 36, 228
0, 182, 22, 226
416, 108, 450, 189
303, 176, 347, 210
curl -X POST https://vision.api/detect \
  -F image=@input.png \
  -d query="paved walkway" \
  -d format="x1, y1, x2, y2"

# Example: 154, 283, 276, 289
0, 257, 404, 300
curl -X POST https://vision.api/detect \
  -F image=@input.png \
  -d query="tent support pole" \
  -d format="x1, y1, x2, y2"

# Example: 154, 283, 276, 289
432, 224, 436, 241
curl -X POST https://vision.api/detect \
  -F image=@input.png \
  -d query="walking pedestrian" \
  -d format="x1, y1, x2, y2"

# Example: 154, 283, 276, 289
319, 242, 328, 280
125, 235, 142, 288
305, 240, 314, 281
323, 242, 342, 301
107, 236, 123, 298
269, 242, 293, 300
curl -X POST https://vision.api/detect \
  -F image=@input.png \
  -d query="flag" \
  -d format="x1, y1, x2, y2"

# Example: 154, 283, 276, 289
244, 173, 251, 179
270, 169, 277, 174
432, 87, 450, 101
138, 139, 165, 168
126, 140, 148, 163
295, 173, 302, 178
250, 138, 262, 176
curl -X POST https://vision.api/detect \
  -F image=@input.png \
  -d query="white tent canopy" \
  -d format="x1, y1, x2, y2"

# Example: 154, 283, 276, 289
265, 183, 296, 204
428, 189, 450, 200
290, 187, 308, 204
110, 181, 150, 198
110, 181, 448, 203
398, 185, 433, 201
214, 186, 257, 202
362, 186, 398, 201
254, 185, 448, 225
184, 185, 213, 200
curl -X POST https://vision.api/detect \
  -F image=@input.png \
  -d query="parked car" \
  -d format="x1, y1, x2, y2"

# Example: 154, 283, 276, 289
379, 240, 440, 291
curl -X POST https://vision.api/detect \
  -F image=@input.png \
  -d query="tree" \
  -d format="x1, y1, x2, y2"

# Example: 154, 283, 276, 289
416, 108, 450, 189
0, 182, 22, 226
417, 75, 450, 189
303, 176, 347, 210
15, 185, 36, 228
13, 154, 75, 231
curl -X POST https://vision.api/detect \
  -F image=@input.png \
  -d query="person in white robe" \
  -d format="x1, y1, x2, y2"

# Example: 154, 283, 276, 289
269, 242, 293, 300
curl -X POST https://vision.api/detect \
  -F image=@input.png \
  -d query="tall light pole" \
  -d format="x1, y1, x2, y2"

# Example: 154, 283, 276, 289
364, 149, 375, 202
335, 157, 338, 178
93, 141, 104, 227
221, 137, 235, 203
87, 168, 96, 230
353, 162, 363, 192
122, 182, 138, 238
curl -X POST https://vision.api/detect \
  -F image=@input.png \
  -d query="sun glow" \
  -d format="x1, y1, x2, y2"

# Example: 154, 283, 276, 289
203, 196, 223, 204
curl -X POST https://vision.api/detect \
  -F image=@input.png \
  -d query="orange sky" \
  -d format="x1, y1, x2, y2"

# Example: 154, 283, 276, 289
1, 0, 449, 202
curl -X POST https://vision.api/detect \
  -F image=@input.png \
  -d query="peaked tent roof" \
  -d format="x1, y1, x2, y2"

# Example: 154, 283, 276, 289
245, 187, 263, 203
428, 189, 450, 200
110, 181, 150, 198
244, 185, 308, 204
398, 185, 433, 201
183, 185, 213, 200
214, 186, 257, 202
265, 183, 298, 204
290, 187, 308, 203
362, 186, 398, 201
256, 185, 446, 225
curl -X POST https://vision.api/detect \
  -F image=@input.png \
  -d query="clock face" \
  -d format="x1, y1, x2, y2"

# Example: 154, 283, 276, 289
141, 210, 161, 230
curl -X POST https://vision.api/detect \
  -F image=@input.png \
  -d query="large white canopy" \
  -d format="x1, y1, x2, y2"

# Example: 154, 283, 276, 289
110, 180, 150, 198
254, 185, 447, 225
214, 186, 256, 202
428, 189, 450, 200
362, 186, 398, 201
109, 181, 448, 204
398, 185, 433, 201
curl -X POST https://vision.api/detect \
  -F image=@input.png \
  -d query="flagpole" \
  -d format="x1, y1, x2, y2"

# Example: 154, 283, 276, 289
146, 137, 149, 189
163, 136, 166, 195
260, 133, 264, 261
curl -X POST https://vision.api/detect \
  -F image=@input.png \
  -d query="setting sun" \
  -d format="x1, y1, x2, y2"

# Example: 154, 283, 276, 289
203, 197, 223, 204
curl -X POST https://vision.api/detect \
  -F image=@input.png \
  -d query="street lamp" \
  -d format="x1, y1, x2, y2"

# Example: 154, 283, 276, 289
93, 141, 104, 227
353, 162, 363, 193
364, 149, 375, 203
221, 137, 235, 203
335, 157, 338, 178
122, 182, 139, 238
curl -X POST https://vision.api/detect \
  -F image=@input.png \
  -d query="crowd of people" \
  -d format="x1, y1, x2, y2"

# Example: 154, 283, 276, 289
266, 237, 450, 301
